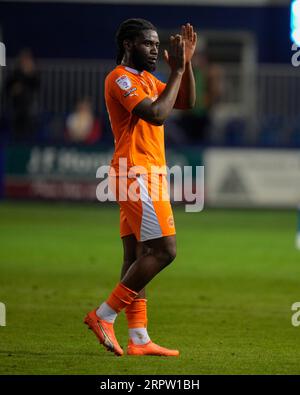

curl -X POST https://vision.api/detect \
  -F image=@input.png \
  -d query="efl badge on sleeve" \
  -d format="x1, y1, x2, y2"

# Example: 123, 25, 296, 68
116, 75, 132, 90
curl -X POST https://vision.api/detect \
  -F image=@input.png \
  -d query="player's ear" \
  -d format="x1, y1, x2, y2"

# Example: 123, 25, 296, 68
123, 39, 133, 51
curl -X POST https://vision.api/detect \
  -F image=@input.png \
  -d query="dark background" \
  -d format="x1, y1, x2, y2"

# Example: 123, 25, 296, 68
0, 2, 291, 63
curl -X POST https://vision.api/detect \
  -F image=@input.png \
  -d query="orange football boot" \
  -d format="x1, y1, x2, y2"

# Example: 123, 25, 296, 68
127, 339, 179, 357
84, 309, 123, 356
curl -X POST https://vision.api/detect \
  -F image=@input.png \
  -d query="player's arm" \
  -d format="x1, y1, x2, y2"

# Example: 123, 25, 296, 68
174, 61, 195, 109
174, 23, 197, 110
132, 35, 185, 126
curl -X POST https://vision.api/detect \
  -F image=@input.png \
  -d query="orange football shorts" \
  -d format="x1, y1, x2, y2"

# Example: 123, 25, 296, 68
108, 173, 176, 242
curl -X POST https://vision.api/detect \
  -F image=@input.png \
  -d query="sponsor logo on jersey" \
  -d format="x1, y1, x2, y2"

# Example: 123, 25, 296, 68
116, 75, 132, 90
123, 87, 137, 97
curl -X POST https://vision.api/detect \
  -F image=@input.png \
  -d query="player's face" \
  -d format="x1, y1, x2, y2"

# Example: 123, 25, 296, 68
131, 30, 160, 72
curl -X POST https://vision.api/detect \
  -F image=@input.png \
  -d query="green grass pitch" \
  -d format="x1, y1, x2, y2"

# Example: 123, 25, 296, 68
1, 201, 300, 375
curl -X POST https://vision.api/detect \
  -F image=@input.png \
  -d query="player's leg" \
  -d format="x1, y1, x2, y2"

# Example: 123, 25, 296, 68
125, 234, 179, 356
121, 234, 176, 292
121, 235, 152, 346
119, 232, 178, 356
120, 234, 145, 299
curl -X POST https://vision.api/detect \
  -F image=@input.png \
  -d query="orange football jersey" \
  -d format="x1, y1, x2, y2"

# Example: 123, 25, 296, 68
105, 65, 167, 175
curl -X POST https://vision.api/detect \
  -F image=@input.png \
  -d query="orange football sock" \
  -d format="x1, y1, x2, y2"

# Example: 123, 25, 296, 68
125, 298, 148, 328
106, 282, 138, 313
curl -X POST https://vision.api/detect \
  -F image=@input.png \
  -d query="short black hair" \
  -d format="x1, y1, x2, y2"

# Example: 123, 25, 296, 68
115, 18, 157, 65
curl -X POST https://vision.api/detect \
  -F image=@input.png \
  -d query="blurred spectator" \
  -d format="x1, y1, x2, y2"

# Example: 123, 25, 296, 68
5, 49, 40, 141
178, 46, 224, 144
65, 98, 102, 144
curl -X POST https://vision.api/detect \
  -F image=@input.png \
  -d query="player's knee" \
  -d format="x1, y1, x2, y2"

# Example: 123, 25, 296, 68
157, 245, 177, 267
166, 246, 176, 265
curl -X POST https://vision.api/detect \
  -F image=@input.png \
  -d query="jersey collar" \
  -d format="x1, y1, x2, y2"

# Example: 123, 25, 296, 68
121, 65, 143, 76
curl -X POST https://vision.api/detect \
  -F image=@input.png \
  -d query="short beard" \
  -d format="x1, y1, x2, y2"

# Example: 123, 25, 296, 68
131, 47, 156, 72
